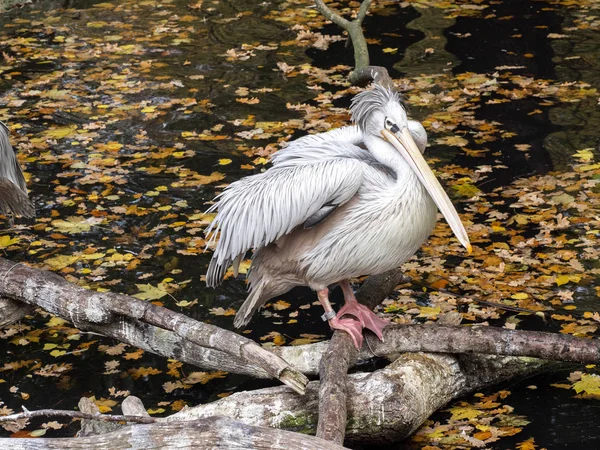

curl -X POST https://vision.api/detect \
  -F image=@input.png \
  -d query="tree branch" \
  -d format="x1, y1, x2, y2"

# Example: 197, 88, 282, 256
0, 257, 308, 395
1, 416, 349, 450
316, 269, 406, 443
0, 408, 155, 425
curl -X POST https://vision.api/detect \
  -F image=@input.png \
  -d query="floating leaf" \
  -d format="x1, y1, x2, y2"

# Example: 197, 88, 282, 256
134, 284, 169, 301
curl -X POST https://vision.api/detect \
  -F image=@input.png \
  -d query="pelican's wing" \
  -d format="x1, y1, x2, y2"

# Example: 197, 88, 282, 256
272, 126, 364, 167
205, 149, 365, 287
0, 122, 27, 192
0, 122, 33, 217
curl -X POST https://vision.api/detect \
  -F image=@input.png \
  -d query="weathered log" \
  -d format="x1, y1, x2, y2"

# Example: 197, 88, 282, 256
316, 269, 406, 444
1, 416, 348, 450
0, 295, 31, 327
0, 257, 307, 394
169, 353, 559, 444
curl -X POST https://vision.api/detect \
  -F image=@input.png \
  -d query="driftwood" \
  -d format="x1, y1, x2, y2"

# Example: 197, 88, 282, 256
0, 416, 348, 450
0, 257, 307, 394
170, 353, 559, 445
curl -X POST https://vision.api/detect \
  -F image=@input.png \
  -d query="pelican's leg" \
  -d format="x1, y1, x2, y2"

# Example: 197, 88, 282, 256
317, 288, 364, 349
337, 280, 389, 341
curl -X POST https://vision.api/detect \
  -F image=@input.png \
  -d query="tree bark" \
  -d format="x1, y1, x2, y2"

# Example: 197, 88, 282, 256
0, 257, 307, 394
1, 416, 348, 450
169, 353, 559, 445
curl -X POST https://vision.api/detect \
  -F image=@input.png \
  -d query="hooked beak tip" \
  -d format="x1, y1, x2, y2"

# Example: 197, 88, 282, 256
466, 243, 472, 255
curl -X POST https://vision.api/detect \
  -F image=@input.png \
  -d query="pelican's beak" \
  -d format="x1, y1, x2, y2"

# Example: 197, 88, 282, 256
381, 127, 472, 254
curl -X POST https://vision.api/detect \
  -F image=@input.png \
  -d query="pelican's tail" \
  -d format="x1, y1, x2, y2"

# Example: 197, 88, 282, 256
0, 178, 34, 218
234, 280, 268, 328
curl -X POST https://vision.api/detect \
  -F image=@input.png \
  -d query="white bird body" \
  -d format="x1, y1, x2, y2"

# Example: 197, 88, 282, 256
206, 85, 469, 342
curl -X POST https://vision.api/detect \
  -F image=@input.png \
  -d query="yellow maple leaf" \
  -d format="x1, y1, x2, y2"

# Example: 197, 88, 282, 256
236, 97, 260, 104
44, 125, 77, 139
418, 306, 441, 318
134, 284, 169, 301
556, 274, 581, 286
573, 148, 594, 162
0, 235, 20, 248
44, 255, 79, 270
51, 216, 103, 234
129, 367, 162, 380
272, 300, 291, 311
448, 405, 481, 420
572, 374, 600, 396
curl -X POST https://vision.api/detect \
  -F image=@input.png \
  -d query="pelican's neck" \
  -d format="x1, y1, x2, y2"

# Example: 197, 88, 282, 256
363, 133, 414, 182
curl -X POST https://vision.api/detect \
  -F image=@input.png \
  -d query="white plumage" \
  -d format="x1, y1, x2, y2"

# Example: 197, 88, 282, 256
206, 84, 470, 347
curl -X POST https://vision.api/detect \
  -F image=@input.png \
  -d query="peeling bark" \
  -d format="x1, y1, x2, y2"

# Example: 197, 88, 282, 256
170, 353, 558, 444
0, 257, 307, 394
1, 416, 348, 450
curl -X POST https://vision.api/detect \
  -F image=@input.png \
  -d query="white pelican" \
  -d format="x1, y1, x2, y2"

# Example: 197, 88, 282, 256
206, 84, 470, 348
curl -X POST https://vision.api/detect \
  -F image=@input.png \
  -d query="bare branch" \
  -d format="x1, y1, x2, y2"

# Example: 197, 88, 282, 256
356, 0, 372, 25
316, 269, 404, 444
313, 0, 351, 29
0, 408, 155, 425
0, 257, 308, 395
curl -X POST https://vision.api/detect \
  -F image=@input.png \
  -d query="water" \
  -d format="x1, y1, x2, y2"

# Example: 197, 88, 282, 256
0, 0, 597, 447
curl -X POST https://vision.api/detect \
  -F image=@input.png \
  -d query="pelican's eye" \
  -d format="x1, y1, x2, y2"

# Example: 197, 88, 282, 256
384, 117, 394, 130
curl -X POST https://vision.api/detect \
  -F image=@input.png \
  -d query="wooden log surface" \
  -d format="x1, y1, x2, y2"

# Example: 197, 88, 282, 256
170, 353, 558, 444
0, 257, 307, 394
0, 416, 348, 450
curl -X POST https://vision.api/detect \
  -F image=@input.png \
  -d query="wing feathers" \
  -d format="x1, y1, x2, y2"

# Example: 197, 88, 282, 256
206, 157, 365, 287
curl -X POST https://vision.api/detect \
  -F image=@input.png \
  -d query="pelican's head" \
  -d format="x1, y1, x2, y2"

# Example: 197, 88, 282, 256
350, 84, 471, 254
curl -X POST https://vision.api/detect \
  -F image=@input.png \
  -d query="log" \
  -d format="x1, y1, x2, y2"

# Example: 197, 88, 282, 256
0, 257, 307, 394
0, 295, 31, 327
0, 416, 348, 450
316, 269, 407, 444
170, 353, 559, 444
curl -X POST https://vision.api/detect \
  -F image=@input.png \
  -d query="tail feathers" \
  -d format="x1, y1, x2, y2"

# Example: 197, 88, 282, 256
234, 281, 267, 328
0, 178, 34, 218
206, 256, 231, 288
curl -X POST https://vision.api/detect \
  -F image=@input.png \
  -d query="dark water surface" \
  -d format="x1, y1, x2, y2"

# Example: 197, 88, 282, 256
0, 0, 598, 447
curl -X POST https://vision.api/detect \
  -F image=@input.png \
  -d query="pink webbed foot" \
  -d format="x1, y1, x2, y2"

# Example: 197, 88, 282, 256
337, 301, 389, 341
328, 315, 364, 349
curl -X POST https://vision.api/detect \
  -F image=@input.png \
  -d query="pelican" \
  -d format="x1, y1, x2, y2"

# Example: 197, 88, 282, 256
0, 121, 34, 218
205, 84, 470, 348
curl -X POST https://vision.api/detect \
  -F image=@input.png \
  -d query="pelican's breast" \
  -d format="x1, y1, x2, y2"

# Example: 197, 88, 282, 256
302, 173, 438, 287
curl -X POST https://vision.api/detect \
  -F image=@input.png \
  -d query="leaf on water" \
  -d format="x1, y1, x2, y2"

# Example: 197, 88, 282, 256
43, 255, 80, 270
550, 193, 575, 205
572, 374, 600, 396
51, 216, 103, 234
516, 437, 537, 450
43, 125, 77, 139
573, 148, 594, 162
134, 283, 169, 301
218, 158, 232, 165
555, 274, 581, 286
183, 371, 228, 385
236, 97, 260, 104
436, 135, 469, 147
272, 300, 291, 311
448, 405, 481, 420
0, 236, 20, 248
29, 429, 47, 437
209, 307, 236, 316
129, 367, 162, 380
